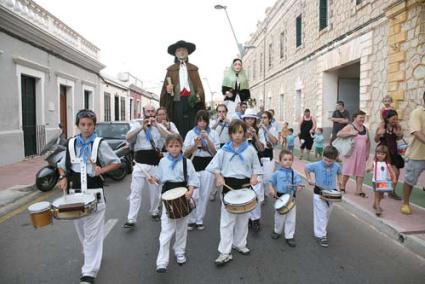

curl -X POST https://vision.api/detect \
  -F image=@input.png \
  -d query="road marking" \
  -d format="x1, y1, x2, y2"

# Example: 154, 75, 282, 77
103, 218, 118, 239
0, 189, 59, 224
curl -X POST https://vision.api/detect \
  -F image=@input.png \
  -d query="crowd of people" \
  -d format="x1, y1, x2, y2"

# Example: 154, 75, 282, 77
54, 39, 424, 284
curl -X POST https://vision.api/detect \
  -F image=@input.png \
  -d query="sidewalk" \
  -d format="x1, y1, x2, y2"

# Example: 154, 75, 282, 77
0, 157, 46, 215
291, 157, 425, 259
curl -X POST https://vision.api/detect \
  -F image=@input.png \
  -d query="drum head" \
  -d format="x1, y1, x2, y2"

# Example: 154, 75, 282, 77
28, 201, 51, 213
52, 193, 95, 208
224, 188, 256, 204
274, 194, 290, 210
162, 187, 187, 200
322, 189, 340, 197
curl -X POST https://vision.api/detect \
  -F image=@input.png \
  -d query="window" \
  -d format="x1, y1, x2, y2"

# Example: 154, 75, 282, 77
129, 98, 133, 120
120, 97, 126, 121
268, 41, 273, 69
84, 90, 91, 109
319, 0, 328, 30
356, 0, 363, 4
114, 96, 119, 121
296, 15, 302, 47
104, 92, 111, 121
280, 32, 285, 59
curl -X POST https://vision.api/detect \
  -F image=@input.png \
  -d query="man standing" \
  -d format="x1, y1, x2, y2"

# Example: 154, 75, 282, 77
160, 40, 205, 138
330, 101, 350, 142
401, 91, 425, 215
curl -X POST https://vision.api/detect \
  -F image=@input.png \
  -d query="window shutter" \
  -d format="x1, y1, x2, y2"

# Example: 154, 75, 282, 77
296, 15, 302, 47
319, 0, 328, 30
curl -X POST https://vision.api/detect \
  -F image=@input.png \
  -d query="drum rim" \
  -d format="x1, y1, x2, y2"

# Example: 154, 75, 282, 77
274, 195, 291, 209
162, 187, 187, 200
28, 201, 51, 213
52, 193, 96, 208
224, 189, 256, 204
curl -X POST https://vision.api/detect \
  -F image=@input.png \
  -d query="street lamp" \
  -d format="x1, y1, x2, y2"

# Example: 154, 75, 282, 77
214, 4, 255, 57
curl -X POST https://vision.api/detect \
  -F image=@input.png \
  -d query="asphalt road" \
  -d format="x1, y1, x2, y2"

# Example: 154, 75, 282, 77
0, 176, 424, 284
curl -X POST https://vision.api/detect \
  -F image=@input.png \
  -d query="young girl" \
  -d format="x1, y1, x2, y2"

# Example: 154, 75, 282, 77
280, 122, 289, 149
149, 134, 200, 273
380, 95, 394, 122
183, 110, 219, 230
242, 108, 265, 232
206, 120, 262, 266
57, 110, 120, 284
367, 145, 397, 217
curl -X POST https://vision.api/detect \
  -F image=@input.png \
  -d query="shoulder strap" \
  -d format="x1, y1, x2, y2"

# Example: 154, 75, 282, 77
65, 138, 72, 174
183, 157, 188, 186
146, 128, 158, 151
90, 137, 103, 163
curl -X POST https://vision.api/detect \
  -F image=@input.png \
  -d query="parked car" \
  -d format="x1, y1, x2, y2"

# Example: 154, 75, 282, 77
96, 121, 133, 181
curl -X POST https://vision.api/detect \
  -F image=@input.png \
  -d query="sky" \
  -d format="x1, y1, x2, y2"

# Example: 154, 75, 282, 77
35, 0, 277, 101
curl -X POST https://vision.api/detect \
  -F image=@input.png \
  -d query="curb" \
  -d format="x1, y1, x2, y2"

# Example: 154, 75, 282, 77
0, 184, 44, 219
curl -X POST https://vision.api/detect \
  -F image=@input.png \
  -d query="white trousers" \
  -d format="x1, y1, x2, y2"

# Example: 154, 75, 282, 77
274, 206, 296, 239
249, 182, 263, 221
156, 207, 189, 267
313, 194, 333, 238
189, 170, 214, 225
74, 206, 105, 277
218, 203, 250, 254
127, 163, 160, 223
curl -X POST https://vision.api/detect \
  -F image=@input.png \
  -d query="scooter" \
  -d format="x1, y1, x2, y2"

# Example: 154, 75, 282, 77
106, 141, 132, 181
35, 125, 67, 192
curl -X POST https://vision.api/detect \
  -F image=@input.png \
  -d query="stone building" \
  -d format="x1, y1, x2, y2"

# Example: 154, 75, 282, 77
243, 0, 425, 138
0, 0, 105, 165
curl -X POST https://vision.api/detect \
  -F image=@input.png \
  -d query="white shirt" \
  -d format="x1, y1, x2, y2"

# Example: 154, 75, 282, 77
127, 124, 162, 151
259, 125, 278, 148
206, 145, 263, 179
183, 128, 220, 157
372, 161, 391, 182
179, 62, 190, 92
154, 155, 200, 188
211, 119, 231, 145
157, 121, 180, 150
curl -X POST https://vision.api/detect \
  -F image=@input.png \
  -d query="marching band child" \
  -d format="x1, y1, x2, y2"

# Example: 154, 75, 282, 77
184, 110, 219, 230
304, 145, 342, 248
148, 134, 200, 273
124, 105, 170, 227
57, 109, 120, 284
268, 150, 302, 247
210, 104, 231, 201
367, 145, 397, 217
206, 119, 262, 266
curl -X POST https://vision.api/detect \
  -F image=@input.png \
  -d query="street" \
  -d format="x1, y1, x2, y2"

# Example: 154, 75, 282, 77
0, 176, 424, 284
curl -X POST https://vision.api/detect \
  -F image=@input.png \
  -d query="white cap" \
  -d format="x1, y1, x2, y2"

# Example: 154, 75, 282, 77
241, 108, 258, 119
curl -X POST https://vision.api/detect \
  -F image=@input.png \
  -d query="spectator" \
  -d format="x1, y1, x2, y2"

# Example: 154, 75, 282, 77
268, 109, 282, 138
287, 128, 296, 153
330, 101, 350, 143
374, 109, 404, 200
313, 128, 325, 159
401, 91, 425, 215
257, 105, 265, 118
299, 109, 316, 160
380, 95, 394, 122
338, 110, 370, 197
281, 122, 289, 149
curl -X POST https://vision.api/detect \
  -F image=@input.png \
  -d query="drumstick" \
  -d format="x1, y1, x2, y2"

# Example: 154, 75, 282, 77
137, 164, 159, 185
223, 183, 235, 191
90, 159, 104, 181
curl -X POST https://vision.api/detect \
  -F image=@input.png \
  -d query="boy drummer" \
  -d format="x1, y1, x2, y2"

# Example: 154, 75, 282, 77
57, 109, 120, 284
304, 145, 342, 248
206, 120, 262, 266
148, 134, 199, 273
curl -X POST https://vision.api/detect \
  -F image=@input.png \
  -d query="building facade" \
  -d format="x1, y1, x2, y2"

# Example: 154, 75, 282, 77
243, 0, 425, 138
0, 0, 104, 165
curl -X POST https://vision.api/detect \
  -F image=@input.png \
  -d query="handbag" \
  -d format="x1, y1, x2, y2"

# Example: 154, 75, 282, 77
332, 137, 355, 157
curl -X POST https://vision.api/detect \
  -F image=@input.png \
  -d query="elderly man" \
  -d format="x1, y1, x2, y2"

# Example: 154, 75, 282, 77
160, 40, 205, 138
330, 101, 350, 142
401, 91, 425, 215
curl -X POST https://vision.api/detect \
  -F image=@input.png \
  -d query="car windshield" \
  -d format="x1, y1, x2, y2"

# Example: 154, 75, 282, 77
96, 124, 130, 139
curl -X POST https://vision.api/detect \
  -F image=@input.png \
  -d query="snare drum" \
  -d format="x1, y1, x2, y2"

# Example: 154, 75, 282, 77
162, 187, 193, 219
28, 201, 52, 228
320, 189, 342, 202
375, 180, 393, 193
223, 188, 257, 214
274, 194, 296, 215
52, 193, 97, 220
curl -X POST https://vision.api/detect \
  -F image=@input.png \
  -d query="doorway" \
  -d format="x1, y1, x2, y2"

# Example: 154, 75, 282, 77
21, 75, 37, 157
114, 96, 120, 121
59, 85, 68, 138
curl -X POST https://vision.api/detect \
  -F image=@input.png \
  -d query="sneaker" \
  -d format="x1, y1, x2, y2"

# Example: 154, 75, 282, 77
214, 253, 232, 266
319, 237, 329, 248
151, 214, 161, 221
232, 246, 250, 255
389, 192, 402, 200
286, 238, 296, 247
196, 224, 205, 230
80, 275, 95, 284
271, 232, 281, 239
252, 220, 261, 232
156, 265, 167, 273
187, 223, 196, 231
400, 204, 412, 215
122, 222, 136, 229
176, 254, 186, 265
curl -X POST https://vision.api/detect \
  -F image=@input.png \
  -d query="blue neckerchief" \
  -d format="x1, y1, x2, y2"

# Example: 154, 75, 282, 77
218, 122, 228, 137
76, 132, 97, 162
222, 141, 249, 161
145, 127, 152, 143
193, 127, 210, 147
278, 167, 295, 193
167, 153, 183, 170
